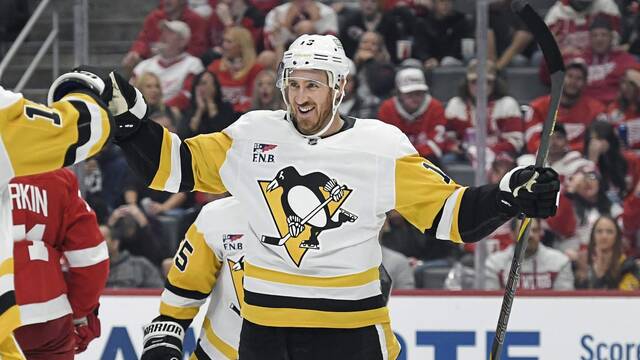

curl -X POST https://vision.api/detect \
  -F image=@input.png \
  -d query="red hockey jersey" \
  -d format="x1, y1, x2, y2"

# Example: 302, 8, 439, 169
377, 96, 447, 160
444, 96, 524, 154
525, 94, 606, 153
208, 60, 263, 113
10, 169, 108, 325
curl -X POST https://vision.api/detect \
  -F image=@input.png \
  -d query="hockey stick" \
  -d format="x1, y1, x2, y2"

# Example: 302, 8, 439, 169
489, 1, 564, 359
261, 186, 347, 246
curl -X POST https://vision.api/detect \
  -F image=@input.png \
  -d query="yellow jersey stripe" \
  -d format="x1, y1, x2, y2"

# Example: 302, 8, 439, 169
0, 306, 20, 348
166, 225, 221, 296
202, 318, 238, 360
0, 333, 25, 360
242, 302, 390, 329
381, 322, 401, 360
159, 302, 199, 320
185, 132, 231, 194
150, 128, 173, 190
395, 154, 461, 233
0, 259, 12, 277
245, 262, 379, 288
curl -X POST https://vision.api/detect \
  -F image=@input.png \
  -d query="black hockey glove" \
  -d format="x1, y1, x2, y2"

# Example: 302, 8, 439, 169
141, 320, 184, 360
101, 71, 148, 143
47, 67, 106, 106
498, 165, 560, 218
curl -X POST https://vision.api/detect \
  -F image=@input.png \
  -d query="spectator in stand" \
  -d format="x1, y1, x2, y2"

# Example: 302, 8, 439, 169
560, 161, 621, 253
107, 203, 168, 267
122, 0, 208, 75
381, 246, 415, 289
608, 66, 640, 150
208, 26, 263, 113
378, 67, 447, 163
583, 121, 640, 253
337, 59, 371, 118
251, 69, 286, 111
263, 0, 338, 50
619, 0, 640, 58
337, 0, 386, 59
353, 31, 394, 117
10, 169, 108, 356
132, 20, 205, 113
413, 0, 472, 69
526, 59, 606, 154
135, 72, 166, 115
544, 0, 620, 57
485, 218, 575, 290
488, 0, 535, 69
580, 16, 637, 105
585, 120, 640, 202
380, 5, 420, 65
541, 15, 637, 103
444, 59, 523, 165
574, 215, 640, 289
178, 70, 238, 138
103, 225, 164, 289
207, 0, 264, 57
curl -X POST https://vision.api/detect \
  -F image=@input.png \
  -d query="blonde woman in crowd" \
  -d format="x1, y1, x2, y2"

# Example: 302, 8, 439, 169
207, 26, 263, 113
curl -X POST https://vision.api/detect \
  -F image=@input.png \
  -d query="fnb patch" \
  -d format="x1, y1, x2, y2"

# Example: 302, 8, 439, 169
253, 143, 277, 163
223, 234, 244, 250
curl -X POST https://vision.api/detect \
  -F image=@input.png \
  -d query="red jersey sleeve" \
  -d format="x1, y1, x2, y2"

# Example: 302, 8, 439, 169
60, 171, 109, 319
130, 11, 162, 58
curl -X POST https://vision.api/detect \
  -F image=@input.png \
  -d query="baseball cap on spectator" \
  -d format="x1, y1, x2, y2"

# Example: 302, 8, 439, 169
565, 58, 588, 78
395, 68, 428, 93
161, 20, 191, 41
589, 14, 613, 31
466, 59, 497, 81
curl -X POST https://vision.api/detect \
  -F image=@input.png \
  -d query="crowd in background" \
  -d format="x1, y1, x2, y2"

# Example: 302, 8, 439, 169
14, 0, 640, 291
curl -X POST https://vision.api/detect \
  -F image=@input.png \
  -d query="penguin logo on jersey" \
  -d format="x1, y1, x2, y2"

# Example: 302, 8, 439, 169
258, 166, 358, 266
227, 255, 245, 317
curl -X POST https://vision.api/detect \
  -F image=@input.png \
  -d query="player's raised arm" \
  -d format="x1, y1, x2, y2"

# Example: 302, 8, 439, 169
0, 69, 112, 183
393, 133, 559, 243
103, 72, 229, 194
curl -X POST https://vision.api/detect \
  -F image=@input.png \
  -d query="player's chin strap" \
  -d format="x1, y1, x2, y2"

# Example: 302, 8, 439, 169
280, 72, 346, 140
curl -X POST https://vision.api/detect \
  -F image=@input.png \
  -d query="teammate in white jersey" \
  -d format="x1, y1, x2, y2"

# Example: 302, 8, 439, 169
0, 68, 113, 358
104, 34, 560, 360
142, 196, 247, 360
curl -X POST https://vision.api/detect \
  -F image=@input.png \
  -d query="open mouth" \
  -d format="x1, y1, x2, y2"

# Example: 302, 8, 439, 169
297, 105, 315, 115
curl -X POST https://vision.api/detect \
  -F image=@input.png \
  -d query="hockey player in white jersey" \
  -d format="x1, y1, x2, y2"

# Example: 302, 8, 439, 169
104, 34, 560, 360
0, 68, 113, 358
141, 196, 247, 360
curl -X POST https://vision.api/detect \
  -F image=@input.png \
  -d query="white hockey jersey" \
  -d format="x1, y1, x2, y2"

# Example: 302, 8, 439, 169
160, 197, 246, 360
485, 243, 575, 290
0, 86, 111, 343
132, 109, 464, 340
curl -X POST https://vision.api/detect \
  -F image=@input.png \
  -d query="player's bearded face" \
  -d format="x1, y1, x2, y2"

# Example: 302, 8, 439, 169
286, 69, 335, 135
